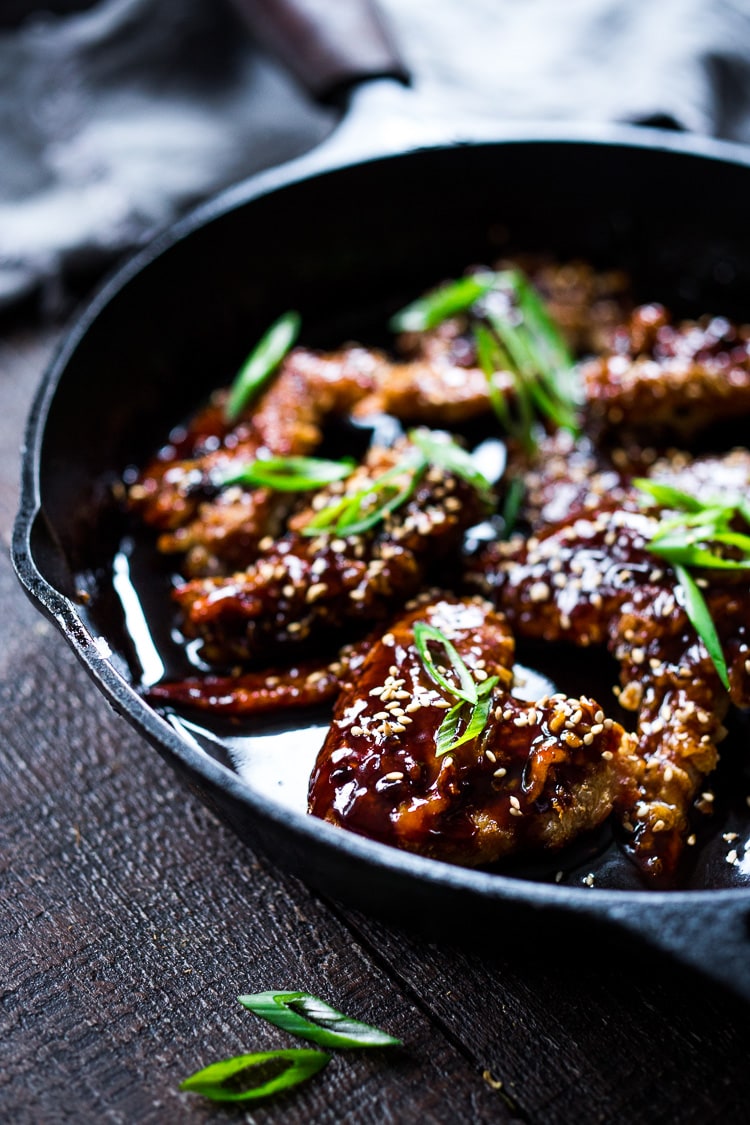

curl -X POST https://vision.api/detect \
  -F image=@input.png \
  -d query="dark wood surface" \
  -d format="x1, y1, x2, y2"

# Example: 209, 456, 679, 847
2, 317, 750, 1125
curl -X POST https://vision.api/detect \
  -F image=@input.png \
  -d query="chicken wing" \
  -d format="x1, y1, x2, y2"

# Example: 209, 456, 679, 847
309, 596, 630, 866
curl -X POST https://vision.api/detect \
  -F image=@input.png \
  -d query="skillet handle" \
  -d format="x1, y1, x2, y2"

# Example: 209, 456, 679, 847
229, 0, 410, 102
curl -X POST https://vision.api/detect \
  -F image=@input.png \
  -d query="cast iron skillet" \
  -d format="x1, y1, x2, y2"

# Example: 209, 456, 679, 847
12, 0, 750, 1000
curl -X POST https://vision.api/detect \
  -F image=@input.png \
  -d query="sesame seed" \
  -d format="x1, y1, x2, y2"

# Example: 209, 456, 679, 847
555, 871, 563, 883
601, 749, 613, 760
549, 709, 566, 733
383, 771, 404, 781
726, 849, 739, 866
282, 584, 296, 598
493, 767, 507, 778
529, 581, 551, 603
350, 726, 364, 737
509, 795, 521, 809
509, 807, 523, 817
382, 632, 395, 646
562, 731, 583, 748
306, 582, 327, 603
723, 832, 739, 842
583, 873, 595, 888
485, 749, 497, 763
686, 834, 697, 846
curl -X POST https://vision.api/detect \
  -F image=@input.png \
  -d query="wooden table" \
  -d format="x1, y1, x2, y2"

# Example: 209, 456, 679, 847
2, 312, 750, 1124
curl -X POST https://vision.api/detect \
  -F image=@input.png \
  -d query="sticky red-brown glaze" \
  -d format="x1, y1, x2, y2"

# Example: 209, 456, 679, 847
146, 636, 371, 715
472, 453, 750, 880
583, 303, 750, 440
173, 442, 487, 665
309, 597, 629, 866
127, 345, 383, 574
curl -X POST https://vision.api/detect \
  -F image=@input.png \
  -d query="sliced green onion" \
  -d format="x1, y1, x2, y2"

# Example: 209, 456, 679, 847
435, 676, 499, 756
225, 310, 301, 424
413, 621, 478, 705
475, 323, 513, 429
673, 565, 731, 691
408, 428, 494, 506
647, 542, 750, 570
633, 478, 706, 513
633, 479, 745, 690
389, 272, 496, 333
180, 1048, 328, 1103
500, 477, 525, 538
238, 992, 401, 1049
502, 268, 577, 392
220, 456, 355, 492
301, 456, 423, 538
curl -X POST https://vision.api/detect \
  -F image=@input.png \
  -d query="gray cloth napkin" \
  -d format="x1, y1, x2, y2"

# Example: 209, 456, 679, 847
1, 0, 749, 312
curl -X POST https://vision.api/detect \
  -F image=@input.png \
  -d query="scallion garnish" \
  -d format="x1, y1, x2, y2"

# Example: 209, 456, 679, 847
635, 478, 750, 690
392, 268, 579, 452
225, 310, 301, 424
409, 428, 495, 506
389, 272, 496, 333
219, 455, 355, 492
413, 621, 499, 756
238, 992, 402, 1049
500, 477, 525, 538
180, 1048, 328, 1103
301, 454, 423, 537
301, 433, 494, 539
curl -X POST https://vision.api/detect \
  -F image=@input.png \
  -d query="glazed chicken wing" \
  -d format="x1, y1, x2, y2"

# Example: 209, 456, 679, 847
308, 597, 630, 866
127, 345, 383, 574
173, 441, 487, 666
583, 303, 750, 441
473, 452, 750, 880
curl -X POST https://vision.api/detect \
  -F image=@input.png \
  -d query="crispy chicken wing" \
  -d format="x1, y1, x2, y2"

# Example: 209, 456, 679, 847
127, 345, 383, 574
472, 453, 750, 880
308, 597, 630, 866
173, 441, 487, 665
583, 303, 750, 441
146, 636, 371, 716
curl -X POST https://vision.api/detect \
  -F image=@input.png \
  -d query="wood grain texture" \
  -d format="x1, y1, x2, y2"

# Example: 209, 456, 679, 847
0, 550, 510, 1124
2, 321, 750, 1124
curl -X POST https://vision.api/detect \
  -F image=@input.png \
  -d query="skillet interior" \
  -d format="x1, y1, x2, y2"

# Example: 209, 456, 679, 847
15, 130, 750, 996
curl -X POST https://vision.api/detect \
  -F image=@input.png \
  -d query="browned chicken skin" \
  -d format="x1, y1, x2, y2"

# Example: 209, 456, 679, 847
127, 345, 383, 574
472, 452, 750, 880
309, 597, 631, 866
173, 441, 487, 665
583, 303, 750, 441
146, 636, 372, 716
